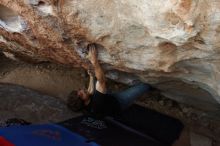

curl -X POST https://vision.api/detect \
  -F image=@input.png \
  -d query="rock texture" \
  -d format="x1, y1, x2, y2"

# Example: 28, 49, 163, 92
0, 0, 220, 109
0, 83, 76, 123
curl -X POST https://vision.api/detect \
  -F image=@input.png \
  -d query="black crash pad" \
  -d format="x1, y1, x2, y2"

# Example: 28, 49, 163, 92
60, 104, 183, 146
113, 104, 184, 146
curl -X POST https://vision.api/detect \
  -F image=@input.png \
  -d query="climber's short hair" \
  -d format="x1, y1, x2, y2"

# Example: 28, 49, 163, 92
67, 90, 84, 112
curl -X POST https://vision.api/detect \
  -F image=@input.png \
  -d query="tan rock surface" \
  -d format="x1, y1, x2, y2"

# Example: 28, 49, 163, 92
0, 0, 220, 108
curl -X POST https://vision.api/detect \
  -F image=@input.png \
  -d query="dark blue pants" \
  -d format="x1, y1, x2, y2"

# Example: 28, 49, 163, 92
110, 83, 151, 110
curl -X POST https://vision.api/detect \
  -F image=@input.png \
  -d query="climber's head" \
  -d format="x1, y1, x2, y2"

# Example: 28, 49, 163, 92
67, 89, 90, 112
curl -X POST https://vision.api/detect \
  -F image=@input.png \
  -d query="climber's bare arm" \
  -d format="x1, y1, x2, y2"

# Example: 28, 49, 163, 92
87, 69, 95, 95
87, 44, 107, 93
93, 61, 107, 93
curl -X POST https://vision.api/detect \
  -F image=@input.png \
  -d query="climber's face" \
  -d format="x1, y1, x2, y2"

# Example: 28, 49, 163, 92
77, 89, 90, 102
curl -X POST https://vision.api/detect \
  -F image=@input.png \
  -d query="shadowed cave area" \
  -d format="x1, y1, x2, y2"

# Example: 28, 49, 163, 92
0, 52, 219, 146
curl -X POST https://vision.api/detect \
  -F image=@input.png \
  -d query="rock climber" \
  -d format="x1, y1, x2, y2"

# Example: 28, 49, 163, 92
67, 44, 152, 118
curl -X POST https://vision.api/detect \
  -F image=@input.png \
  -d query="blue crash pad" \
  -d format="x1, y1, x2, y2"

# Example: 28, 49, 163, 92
0, 124, 99, 146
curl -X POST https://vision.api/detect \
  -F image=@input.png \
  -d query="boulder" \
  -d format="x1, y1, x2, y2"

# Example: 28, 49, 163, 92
0, 0, 220, 110
0, 83, 76, 123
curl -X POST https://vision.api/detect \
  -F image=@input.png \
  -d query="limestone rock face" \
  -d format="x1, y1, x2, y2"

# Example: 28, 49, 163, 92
0, 0, 220, 110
